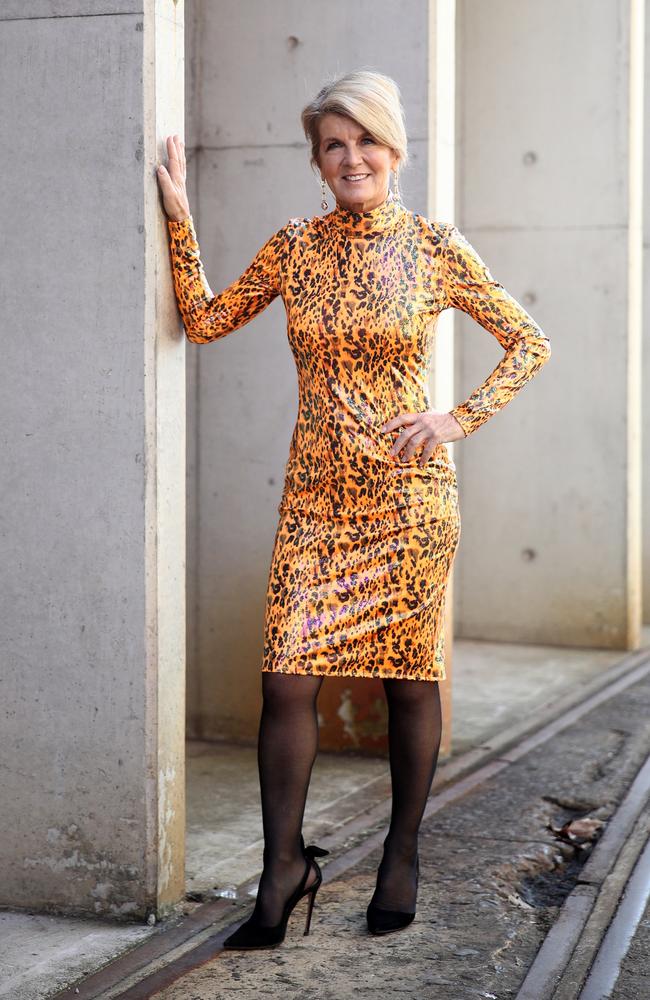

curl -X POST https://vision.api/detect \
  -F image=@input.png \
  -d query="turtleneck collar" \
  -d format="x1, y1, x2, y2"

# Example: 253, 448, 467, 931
324, 188, 407, 237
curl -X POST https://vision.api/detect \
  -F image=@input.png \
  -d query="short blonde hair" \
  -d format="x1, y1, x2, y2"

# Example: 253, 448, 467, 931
301, 70, 409, 178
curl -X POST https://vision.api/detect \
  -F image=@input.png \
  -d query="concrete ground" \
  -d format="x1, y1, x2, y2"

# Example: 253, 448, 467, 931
185, 636, 630, 899
0, 633, 647, 1000
152, 660, 650, 1000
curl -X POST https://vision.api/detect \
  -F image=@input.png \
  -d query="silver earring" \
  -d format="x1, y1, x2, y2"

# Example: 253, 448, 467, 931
392, 169, 401, 202
320, 177, 329, 211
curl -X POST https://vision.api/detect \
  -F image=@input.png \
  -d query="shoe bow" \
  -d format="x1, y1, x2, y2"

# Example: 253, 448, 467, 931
303, 843, 329, 859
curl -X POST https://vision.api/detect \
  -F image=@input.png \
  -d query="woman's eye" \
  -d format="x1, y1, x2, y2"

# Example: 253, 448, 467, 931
325, 137, 375, 150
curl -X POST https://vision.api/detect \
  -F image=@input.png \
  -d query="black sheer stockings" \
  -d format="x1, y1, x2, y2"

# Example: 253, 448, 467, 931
252, 672, 324, 927
370, 678, 442, 912
251, 672, 442, 925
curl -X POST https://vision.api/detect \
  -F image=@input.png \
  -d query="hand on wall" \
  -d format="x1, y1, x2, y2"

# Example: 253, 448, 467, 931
156, 134, 191, 223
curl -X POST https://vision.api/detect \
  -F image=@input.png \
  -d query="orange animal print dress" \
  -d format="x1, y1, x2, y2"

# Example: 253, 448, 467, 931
167, 192, 551, 682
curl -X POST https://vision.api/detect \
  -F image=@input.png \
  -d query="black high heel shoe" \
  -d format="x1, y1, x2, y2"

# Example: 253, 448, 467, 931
222, 836, 329, 950
366, 854, 419, 936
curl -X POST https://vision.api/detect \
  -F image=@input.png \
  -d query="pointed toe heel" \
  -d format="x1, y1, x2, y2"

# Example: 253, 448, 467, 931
366, 853, 419, 936
366, 899, 416, 935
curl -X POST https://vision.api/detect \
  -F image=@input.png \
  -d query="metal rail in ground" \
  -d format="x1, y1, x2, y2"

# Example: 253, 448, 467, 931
55, 646, 650, 1000
579, 834, 650, 999
516, 755, 650, 1000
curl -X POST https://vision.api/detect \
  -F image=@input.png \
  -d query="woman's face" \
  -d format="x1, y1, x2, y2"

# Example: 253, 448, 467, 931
316, 112, 399, 213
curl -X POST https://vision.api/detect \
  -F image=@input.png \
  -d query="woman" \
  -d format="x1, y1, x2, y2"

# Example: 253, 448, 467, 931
156, 70, 551, 948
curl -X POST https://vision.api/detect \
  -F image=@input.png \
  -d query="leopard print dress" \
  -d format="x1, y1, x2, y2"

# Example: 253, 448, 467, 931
167, 192, 551, 682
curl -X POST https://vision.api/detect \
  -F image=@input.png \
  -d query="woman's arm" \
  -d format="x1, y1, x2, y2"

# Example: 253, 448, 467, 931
441, 225, 551, 437
166, 215, 287, 344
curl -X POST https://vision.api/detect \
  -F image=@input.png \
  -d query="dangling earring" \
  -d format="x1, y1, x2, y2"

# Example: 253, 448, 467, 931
320, 176, 329, 211
392, 169, 401, 202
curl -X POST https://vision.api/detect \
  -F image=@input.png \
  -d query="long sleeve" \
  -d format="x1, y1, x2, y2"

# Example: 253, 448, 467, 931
441, 224, 551, 437
166, 215, 286, 343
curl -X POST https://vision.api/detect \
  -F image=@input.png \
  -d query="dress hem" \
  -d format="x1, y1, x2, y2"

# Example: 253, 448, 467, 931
260, 665, 446, 682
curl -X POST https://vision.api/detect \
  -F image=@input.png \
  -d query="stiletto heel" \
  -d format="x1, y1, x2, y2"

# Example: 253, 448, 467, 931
303, 885, 317, 935
222, 837, 329, 950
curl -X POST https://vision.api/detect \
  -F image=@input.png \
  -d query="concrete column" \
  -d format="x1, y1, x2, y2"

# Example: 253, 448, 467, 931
455, 0, 644, 650
428, 0, 457, 757
0, 1, 186, 918
187, 0, 458, 751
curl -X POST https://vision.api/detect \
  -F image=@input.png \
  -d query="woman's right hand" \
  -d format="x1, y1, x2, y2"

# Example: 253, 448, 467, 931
157, 134, 191, 222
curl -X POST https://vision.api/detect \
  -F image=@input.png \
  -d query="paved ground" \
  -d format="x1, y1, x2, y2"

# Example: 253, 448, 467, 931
125, 666, 650, 999
3, 635, 634, 1000
185, 636, 626, 898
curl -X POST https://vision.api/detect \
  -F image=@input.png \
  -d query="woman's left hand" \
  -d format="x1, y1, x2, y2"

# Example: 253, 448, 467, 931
380, 408, 466, 467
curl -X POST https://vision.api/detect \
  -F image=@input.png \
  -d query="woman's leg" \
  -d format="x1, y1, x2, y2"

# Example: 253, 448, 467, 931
252, 671, 324, 926
371, 677, 443, 911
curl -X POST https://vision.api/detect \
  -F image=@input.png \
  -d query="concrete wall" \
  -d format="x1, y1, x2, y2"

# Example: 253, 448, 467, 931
641, 4, 650, 622
454, 0, 644, 649
185, 0, 458, 745
0, 1, 186, 918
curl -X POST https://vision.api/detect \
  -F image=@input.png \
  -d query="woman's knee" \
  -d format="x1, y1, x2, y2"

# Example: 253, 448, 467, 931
382, 676, 440, 707
261, 671, 323, 713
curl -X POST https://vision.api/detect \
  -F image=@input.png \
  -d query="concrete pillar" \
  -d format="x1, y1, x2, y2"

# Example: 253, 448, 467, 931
187, 0, 458, 752
455, 0, 644, 650
0, 1, 186, 918
428, 0, 457, 757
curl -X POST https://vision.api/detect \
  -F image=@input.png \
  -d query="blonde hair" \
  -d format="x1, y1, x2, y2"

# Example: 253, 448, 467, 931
301, 70, 409, 179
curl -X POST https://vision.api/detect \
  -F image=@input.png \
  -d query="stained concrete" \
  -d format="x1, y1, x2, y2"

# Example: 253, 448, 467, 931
184, 636, 629, 898
133, 647, 650, 999
1, 633, 645, 1000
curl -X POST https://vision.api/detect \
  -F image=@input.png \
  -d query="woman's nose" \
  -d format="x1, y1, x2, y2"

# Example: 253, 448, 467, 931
342, 148, 364, 168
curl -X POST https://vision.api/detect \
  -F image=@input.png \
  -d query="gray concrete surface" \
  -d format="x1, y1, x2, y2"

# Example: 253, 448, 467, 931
641, 0, 650, 621
2, 0, 648, 991
454, 0, 644, 650
3, 0, 647, 931
508, 757, 650, 999
448, 637, 628, 754
0, 913, 152, 1000
110, 642, 650, 998
1, 634, 645, 1000
0, 1, 187, 918
185, 742, 387, 900
185, 635, 628, 898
